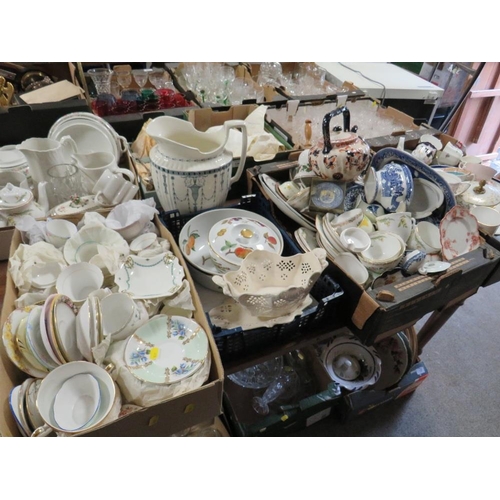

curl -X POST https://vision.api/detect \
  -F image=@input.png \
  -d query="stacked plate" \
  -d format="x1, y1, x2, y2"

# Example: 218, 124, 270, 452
9, 377, 44, 437
48, 112, 127, 163
1, 294, 86, 381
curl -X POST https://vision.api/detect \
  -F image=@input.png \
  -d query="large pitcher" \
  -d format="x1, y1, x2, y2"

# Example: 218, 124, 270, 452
17, 137, 78, 184
146, 116, 247, 215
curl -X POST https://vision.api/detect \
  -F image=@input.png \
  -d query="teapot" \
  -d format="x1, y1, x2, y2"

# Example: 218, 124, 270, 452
308, 106, 371, 182
146, 116, 247, 215
17, 136, 78, 184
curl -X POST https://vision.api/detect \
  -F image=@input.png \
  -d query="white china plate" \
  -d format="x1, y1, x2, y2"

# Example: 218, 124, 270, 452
259, 173, 316, 231
294, 227, 319, 253
371, 332, 409, 390
53, 295, 81, 362
63, 224, 129, 265
407, 177, 444, 219
208, 295, 315, 331
76, 298, 93, 362
26, 305, 59, 371
2, 305, 48, 378
124, 315, 209, 384
114, 252, 184, 299
49, 112, 125, 163
40, 294, 65, 366
178, 207, 284, 275
418, 261, 452, 275
17, 378, 36, 435
439, 205, 480, 260
53, 373, 101, 431
25, 378, 45, 430
9, 385, 29, 437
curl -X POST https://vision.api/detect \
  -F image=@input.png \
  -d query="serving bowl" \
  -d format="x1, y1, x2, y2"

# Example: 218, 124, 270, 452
178, 207, 284, 287
212, 248, 328, 319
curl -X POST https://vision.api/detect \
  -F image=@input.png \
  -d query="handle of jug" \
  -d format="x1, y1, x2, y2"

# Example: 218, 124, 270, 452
223, 120, 247, 186
60, 135, 78, 155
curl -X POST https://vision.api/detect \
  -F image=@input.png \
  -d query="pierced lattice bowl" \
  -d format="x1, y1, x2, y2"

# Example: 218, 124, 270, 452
212, 248, 328, 319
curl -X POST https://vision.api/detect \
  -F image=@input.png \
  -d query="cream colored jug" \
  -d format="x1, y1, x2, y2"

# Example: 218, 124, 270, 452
146, 116, 247, 215
17, 137, 78, 184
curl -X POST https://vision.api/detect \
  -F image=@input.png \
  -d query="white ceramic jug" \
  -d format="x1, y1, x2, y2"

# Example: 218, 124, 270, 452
17, 136, 78, 184
146, 116, 247, 215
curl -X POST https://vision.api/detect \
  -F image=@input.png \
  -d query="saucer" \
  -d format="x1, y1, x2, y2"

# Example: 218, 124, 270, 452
418, 261, 451, 275
208, 295, 315, 331
124, 315, 209, 384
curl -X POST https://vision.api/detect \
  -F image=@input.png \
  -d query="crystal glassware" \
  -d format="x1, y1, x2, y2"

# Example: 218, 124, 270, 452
46, 163, 86, 208
87, 68, 113, 95
114, 69, 132, 91
227, 356, 284, 389
251, 367, 301, 415
132, 69, 149, 90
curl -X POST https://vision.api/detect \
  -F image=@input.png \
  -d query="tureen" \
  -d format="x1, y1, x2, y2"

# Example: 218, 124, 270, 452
457, 180, 500, 208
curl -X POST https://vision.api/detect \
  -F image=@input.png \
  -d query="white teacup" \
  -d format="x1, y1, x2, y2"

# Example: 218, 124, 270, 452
45, 219, 78, 248
287, 187, 310, 211
436, 142, 464, 166
32, 361, 116, 437
412, 142, 438, 165
407, 221, 441, 254
470, 206, 500, 236
56, 262, 104, 303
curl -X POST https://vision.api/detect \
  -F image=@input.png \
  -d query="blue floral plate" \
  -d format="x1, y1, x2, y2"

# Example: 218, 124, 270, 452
124, 315, 209, 384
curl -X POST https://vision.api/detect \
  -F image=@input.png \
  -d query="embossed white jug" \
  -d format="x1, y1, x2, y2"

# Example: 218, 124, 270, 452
17, 136, 78, 184
146, 116, 247, 215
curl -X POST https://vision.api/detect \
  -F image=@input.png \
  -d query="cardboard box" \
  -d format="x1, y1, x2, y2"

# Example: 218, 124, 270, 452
223, 346, 343, 437
246, 162, 500, 344
339, 360, 429, 421
238, 62, 365, 103
0, 214, 224, 437
0, 228, 14, 261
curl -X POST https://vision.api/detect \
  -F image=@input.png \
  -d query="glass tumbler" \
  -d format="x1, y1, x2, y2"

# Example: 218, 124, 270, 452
47, 163, 86, 208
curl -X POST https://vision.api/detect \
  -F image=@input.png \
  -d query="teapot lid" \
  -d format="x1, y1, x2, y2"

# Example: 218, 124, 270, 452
330, 131, 358, 148
459, 180, 500, 206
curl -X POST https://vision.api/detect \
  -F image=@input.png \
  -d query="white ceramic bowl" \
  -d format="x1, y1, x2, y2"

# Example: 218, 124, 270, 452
100, 292, 135, 337
360, 231, 405, 264
46, 219, 78, 248
334, 252, 369, 287
339, 227, 371, 253
56, 263, 104, 303
470, 206, 500, 236
33, 361, 116, 436
212, 248, 328, 319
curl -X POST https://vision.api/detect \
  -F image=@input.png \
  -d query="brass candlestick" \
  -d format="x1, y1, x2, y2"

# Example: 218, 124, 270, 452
303, 119, 312, 148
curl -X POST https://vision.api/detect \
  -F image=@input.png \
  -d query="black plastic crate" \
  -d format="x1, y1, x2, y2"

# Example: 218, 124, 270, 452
210, 273, 343, 361
159, 193, 344, 362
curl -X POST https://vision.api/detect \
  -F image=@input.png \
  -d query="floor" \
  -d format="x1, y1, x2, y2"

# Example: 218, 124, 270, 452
2, 257, 500, 437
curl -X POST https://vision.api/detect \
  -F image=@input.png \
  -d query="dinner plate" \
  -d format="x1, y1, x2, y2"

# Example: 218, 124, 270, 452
370, 147, 455, 216
371, 332, 409, 390
25, 378, 45, 431
259, 173, 316, 231
2, 305, 48, 378
40, 294, 65, 366
15, 315, 49, 374
124, 315, 209, 384
294, 227, 319, 253
114, 252, 185, 299
439, 205, 480, 260
49, 112, 125, 163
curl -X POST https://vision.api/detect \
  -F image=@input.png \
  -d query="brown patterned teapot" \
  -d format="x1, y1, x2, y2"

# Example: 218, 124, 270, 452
308, 106, 371, 182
